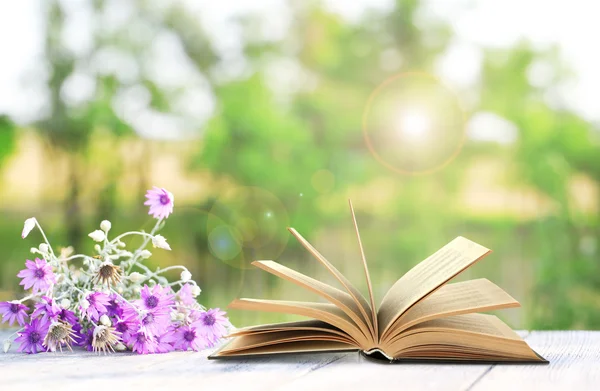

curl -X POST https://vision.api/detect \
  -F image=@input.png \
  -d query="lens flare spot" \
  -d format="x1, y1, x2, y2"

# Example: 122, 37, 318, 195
363, 72, 466, 176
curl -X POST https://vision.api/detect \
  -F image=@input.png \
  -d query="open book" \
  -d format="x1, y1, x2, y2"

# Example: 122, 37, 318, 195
210, 201, 547, 363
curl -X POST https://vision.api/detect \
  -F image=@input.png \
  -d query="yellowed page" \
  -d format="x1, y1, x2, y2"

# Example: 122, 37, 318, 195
385, 314, 543, 361
251, 260, 373, 342
212, 338, 357, 358
348, 199, 378, 341
288, 227, 375, 337
229, 319, 352, 340
218, 330, 355, 355
384, 278, 520, 342
228, 298, 370, 348
378, 236, 491, 339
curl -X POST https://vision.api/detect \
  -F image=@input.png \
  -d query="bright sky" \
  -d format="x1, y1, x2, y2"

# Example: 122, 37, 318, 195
0, 0, 598, 140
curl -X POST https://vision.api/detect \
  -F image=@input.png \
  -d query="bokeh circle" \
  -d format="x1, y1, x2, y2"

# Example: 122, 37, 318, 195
362, 72, 467, 176
208, 187, 290, 269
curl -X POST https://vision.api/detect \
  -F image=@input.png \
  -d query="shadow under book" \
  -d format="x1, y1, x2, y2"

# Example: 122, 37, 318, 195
210, 201, 548, 364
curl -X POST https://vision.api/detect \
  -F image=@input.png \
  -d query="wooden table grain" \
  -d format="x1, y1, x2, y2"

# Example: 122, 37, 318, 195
0, 330, 597, 391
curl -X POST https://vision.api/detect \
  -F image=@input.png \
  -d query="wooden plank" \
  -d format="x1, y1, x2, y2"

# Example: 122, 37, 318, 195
470, 331, 600, 391
271, 331, 529, 391
2, 330, 598, 391
0, 330, 347, 391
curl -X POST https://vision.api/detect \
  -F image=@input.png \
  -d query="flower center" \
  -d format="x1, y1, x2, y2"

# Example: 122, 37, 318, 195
116, 322, 128, 333
29, 331, 41, 344
203, 313, 216, 326
145, 295, 159, 309
143, 313, 154, 325
184, 330, 195, 342
136, 333, 147, 344
34, 268, 45, 279
10, 303, 20, 314
99, 265, 114, 278
159, 194, 170, 205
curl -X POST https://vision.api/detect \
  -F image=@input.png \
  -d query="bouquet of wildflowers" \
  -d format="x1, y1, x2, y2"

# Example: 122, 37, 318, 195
1, 187, 230, 354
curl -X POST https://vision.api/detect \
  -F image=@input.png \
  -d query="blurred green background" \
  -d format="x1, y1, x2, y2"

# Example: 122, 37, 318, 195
0, 0, 599, 331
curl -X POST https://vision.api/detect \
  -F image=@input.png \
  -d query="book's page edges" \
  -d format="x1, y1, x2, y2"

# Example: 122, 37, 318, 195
287, 227, 375, 337
378, 237, 492, 338
360, 349, 549, 364
348, 199, 378, 340
208, 339, 359, 360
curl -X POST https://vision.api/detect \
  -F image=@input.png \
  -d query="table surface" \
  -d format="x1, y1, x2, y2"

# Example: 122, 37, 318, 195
1, 330, 598, 391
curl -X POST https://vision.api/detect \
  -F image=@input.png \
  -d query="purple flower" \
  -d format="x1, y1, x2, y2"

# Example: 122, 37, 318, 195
126, 331, 157, 354
81, 292, 110, 321
195, 308, 230, 347
106, 294, 124, 319
17, 258, 57, 294
144, 187, 174, 219
0, 301, 28, 326
151, 332, 175, 354
171, 324, 208, 352
177, 284, 196, 306
57, 308, 78, 326
77, 328, 94, 352
32, 296, 60, 323
137, 285, 174, 314
115, 306, 141, 341
15, 318, 49, 354
139, 310, 170, 337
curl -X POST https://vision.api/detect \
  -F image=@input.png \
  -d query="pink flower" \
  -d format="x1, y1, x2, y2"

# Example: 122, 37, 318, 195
81, 292, 110, 321
177, 284, 196, 306
194, 308, 230, 347
0, 301, 29, 326
126, 331, 158, 354
17, 258, 56, 294
136, 285, 174, 315
171, 324, 209, 352
144, 187, 174, 219
15, 318, 49, 354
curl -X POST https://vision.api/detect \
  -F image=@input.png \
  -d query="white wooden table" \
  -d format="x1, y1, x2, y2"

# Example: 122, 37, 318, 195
1, 331, 598, 391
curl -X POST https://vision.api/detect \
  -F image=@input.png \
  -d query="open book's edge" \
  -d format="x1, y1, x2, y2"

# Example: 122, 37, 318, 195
207, 339, 359, 360
360, 349, 549, 364
208, 340, 548, 364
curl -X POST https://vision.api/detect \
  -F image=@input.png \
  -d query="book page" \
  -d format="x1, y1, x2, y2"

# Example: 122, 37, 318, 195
288, 228, 376, 337
348, 200, 378, 340
384, 278, 520, 341
228, 298, 370, 348
229, 319, 351, 340
211, 338, 357, 358
377, 236, 491, 339
384, 314, 543, 362
251, 260, 373, 342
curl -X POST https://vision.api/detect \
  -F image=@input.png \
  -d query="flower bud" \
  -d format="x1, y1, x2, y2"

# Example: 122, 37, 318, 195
139, 250, 152, 259
129, 272, 144, 283
22, 218, 36, 239
94, 244, 102, 253
39, 243, 49, 254
30, 248, 37, 254
80, 299, 90, 309
88, 230, 106, 242
117, 241, 126, 248
100, 220, 112, 232
133, 286, 141, 294
180, 270, 192, 282
99, 314, 111, 326
3, 339, 11, 353
115, 342, 127, 351
152, 235, 171, 250
191, 285, 201, 297
60, 299, 71, 309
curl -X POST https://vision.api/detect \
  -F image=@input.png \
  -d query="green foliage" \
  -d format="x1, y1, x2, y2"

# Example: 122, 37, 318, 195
0, 116, 16, 167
